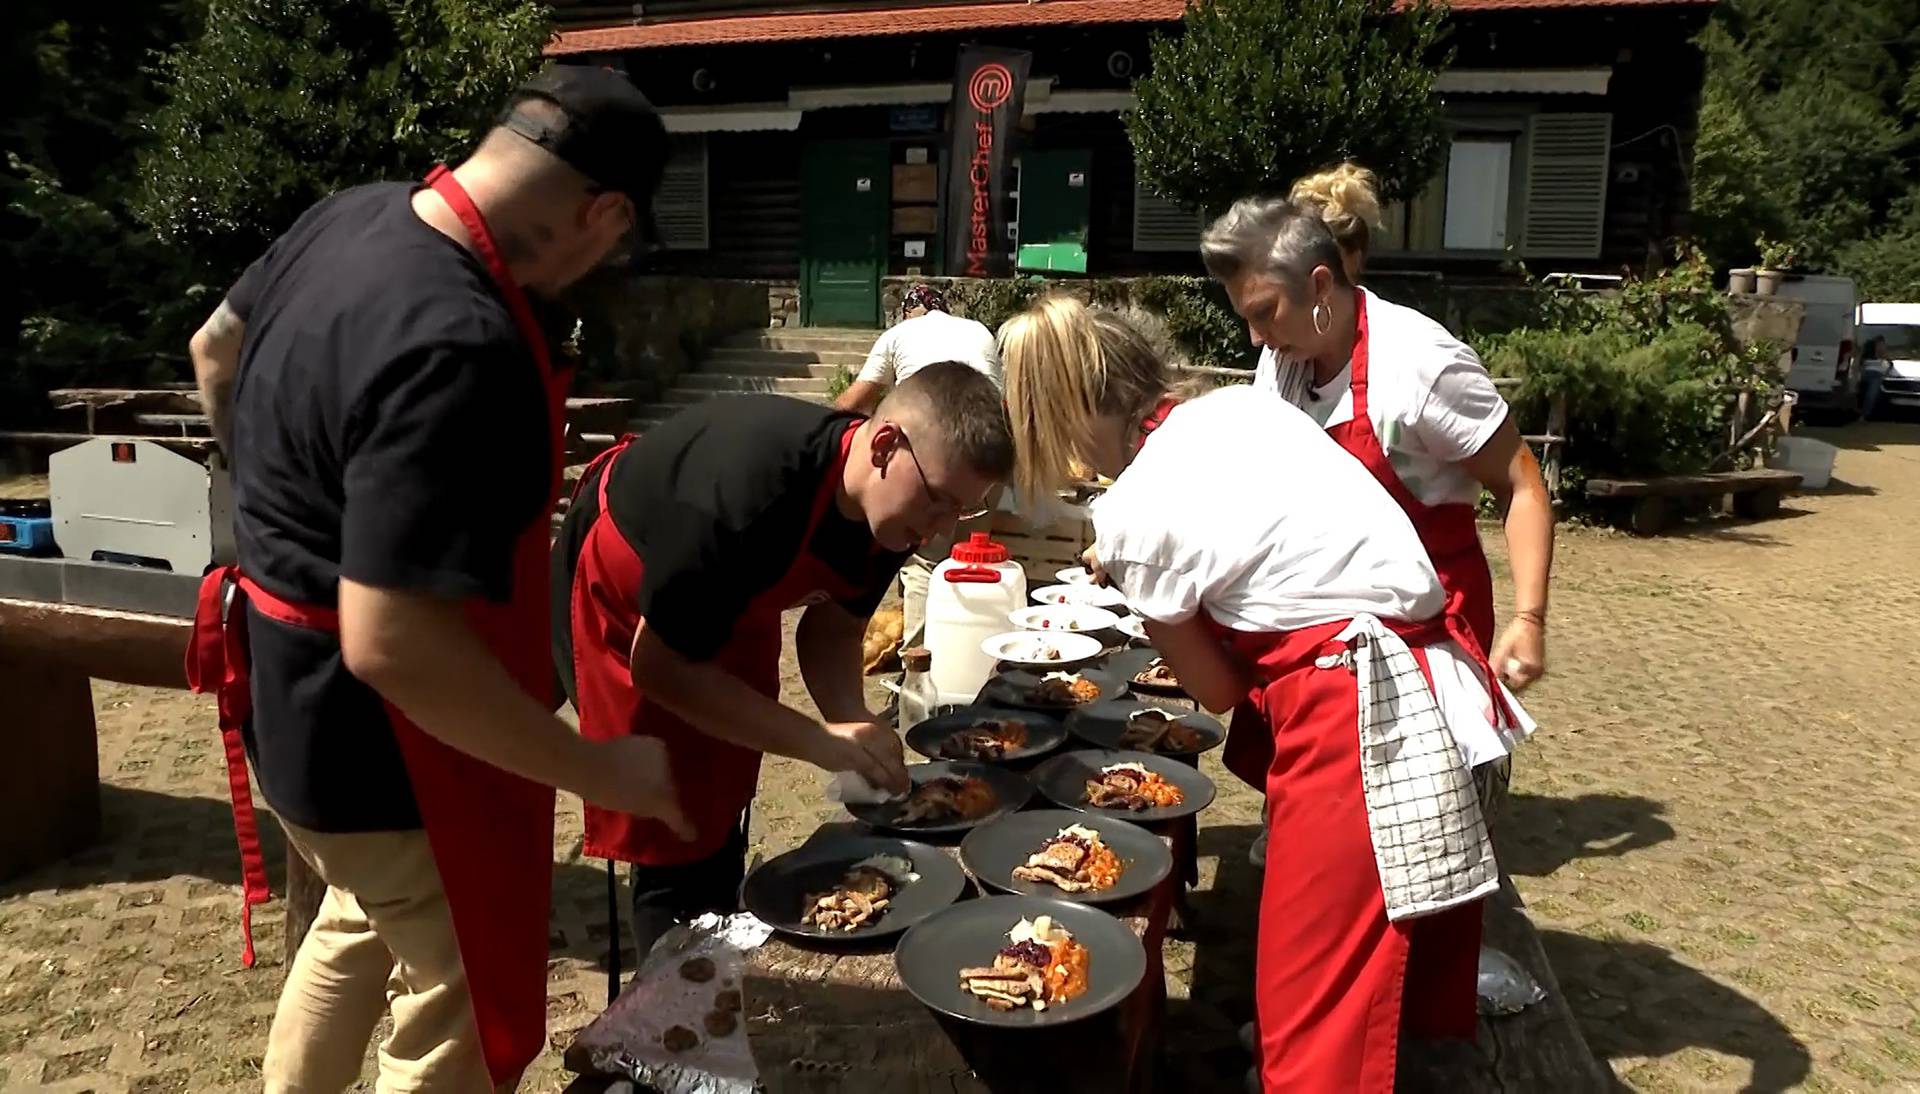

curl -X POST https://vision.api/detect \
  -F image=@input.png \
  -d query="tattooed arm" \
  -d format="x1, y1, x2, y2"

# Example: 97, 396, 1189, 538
188, 299, 246, 458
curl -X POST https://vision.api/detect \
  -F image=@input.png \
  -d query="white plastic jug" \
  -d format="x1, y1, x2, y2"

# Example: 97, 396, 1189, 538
924, 532, 1028, 702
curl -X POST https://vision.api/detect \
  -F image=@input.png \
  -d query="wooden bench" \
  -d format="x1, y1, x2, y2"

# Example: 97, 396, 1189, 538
1585, 469, 1803, 535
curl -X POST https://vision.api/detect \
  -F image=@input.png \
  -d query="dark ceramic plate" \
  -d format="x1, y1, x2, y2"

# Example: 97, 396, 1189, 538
894, 895, 1147, 1028
1031, 748, 1217, 824
1066, 699, 1226, 758
845, 761, 1032, 836
977, 667, 1128, 713
958, 809, 1171, 906
740, 834, 967, 943
1097, 647, 1189, 699
906, 706, 1068, 764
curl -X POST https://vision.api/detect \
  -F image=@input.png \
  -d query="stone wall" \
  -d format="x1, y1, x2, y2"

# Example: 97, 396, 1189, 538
566, 275, 770, 400
765, 280, 800, 328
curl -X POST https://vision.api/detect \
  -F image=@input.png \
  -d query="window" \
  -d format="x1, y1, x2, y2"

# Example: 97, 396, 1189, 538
1374, 111, 1612, 260
1132, 176, 1203, 253
1442, 138, 1514, 251
652, 135, 709, 251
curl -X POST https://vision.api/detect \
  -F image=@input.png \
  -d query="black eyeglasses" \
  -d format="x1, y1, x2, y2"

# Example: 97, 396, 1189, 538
895, 426, 991, 522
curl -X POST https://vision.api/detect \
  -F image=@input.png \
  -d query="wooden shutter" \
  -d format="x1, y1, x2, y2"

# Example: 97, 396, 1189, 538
653, 135, 709, 251
1132, 177, 1203, 253
1521, 113, 1611, 259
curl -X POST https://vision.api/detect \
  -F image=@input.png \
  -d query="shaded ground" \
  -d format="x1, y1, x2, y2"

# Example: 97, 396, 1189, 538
1, 421, 1916, 1090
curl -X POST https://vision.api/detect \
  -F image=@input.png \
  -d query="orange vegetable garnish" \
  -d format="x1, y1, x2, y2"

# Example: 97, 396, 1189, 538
1083, 842, 1123, 891
1043, 937, 1091, 1004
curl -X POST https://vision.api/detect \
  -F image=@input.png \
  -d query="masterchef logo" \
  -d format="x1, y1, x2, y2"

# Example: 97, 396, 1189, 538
967, 63, 1014, 112
963, 63, 1014, 276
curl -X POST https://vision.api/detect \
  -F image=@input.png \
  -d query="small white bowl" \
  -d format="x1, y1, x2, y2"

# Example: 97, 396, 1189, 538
980, 630, 1103, 667
1030, 583, 1128, 610
1115, 615, 1149, 642
1054, 566, 1098, 586
1007, 604, 1121, 634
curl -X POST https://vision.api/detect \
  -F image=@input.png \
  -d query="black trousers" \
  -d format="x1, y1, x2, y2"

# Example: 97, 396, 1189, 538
624, 818, 749, 962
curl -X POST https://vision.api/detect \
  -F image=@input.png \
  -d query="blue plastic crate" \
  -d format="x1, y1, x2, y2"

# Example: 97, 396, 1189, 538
0, 515, 56, 555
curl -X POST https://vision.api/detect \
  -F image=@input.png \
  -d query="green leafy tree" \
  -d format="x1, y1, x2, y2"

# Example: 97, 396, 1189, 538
135, 0, 550, 282
1689, 0, 1920, 296
1126, 0, 1450, 214
1, 2, 204, 418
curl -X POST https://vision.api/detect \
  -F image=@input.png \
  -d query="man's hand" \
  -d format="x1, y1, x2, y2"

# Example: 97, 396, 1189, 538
1491, 615, 1546, 691
576, 735, 696, 840
814, 719, 909, 797
1079, 545, 1110, 587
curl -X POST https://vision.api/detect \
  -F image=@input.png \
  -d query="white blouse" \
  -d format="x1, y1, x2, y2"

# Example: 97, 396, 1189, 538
1253, 288, 1510, 507
1093, 385, 1531, 767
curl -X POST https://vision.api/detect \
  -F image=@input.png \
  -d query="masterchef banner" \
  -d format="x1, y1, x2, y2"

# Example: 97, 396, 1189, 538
944, 46, 1032, 278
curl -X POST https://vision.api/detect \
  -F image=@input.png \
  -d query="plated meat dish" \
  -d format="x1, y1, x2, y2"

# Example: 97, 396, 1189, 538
957, 915, 1091, 1012
1118, 708, 1206, 753
940, 720, 1029, 761
800, 855, 916, 932
898, 776, 997, 825
1084, 762, 1185, 811
1011, 824, 1123, 893
1030, 671, 1102, 706
1131, 657, 1180, 689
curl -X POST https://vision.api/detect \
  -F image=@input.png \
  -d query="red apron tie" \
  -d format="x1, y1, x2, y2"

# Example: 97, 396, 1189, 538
185, 566, 337, 967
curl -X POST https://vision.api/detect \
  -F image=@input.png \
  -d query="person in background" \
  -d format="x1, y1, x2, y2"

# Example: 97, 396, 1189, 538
1288, 161, 1381, 284
835, 283, 1003, 655
1001, 295, 1530, 1093
1859, 334, 1889, 420
1217, 195, 1555, 823
554, 365, 1014, 978
184, 66, 690, 1092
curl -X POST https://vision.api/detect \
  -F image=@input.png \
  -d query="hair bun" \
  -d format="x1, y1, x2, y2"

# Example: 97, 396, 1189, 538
1290, 162, 1382, 241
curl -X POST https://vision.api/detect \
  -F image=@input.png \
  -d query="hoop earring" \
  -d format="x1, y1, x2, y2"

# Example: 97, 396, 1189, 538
1312, 302, 1331, 335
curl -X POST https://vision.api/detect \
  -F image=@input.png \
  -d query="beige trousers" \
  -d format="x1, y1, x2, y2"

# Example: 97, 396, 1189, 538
266, 822, 510, 1094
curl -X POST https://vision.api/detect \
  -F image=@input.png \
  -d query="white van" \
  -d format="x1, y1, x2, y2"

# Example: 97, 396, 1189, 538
1778, 275, 1859, 412
1858, 302, 1920, 414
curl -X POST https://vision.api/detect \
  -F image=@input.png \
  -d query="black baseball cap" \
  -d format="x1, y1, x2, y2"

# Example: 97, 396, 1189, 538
501, 65, 669, 246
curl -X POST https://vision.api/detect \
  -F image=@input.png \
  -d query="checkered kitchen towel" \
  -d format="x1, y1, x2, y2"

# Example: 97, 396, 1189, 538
1328, 616, 1500, 921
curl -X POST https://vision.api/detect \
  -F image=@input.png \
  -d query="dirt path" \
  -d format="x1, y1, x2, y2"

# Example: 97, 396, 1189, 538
2, 422, 1916, 1091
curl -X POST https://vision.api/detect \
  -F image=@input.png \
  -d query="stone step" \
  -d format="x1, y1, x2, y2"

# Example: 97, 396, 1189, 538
627, 387, 833, 431
701, 347, 866, 372
721, 328, 878, 354
672, 374, 833, 395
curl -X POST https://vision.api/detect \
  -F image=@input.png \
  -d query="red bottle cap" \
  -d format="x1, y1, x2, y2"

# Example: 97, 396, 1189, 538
949, 531, 1010, 565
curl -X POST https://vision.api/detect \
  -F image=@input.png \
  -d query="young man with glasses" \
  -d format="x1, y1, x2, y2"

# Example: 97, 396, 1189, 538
551, 363, 1013, 967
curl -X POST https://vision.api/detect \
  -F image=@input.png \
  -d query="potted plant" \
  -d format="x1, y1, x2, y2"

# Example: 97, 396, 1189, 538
1754, 236, 1795, 295
1728, 267, 1757, 294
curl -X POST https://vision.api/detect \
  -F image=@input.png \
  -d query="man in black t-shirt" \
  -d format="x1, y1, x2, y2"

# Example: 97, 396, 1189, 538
183, 67, 689, 1091
555, 363, 1013, 958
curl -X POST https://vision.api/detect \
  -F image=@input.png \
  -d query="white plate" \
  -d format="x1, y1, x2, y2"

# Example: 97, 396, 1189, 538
1115, 616, 1149, 641
1030, 583, 1128, 610
1054, 566, 1097, 586
979, 630, 1103, 667
1007, 605, 1120, 634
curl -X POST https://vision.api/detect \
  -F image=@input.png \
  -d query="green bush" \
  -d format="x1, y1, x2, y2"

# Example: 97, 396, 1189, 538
1472, 248, 1784, 495
940, 278, 1047, 336
1127, 0, 1448, 214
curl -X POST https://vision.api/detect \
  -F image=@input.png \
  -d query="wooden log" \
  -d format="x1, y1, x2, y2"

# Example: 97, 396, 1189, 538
1585, 468, 1801, 499
0, 598, 190, 688
0, 430, 217, 456
0, 659, 100, 880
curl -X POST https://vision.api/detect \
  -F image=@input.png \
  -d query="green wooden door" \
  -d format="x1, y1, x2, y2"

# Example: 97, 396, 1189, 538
801, 141, 890, 328
1016, 149, 1091, 273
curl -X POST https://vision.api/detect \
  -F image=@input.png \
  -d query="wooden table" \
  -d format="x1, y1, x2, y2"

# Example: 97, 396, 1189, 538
567, 817, 1190, 1094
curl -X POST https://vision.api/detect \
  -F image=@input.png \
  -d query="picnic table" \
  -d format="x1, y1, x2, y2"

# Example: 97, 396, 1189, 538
565, 815, 1189, 1094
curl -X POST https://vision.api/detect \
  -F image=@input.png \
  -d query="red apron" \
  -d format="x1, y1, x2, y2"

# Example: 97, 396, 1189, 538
1222, 290, 1498, 791
1224, 616, 1483, 1093
571, 420, 871, 867
186, 165, 570, 1085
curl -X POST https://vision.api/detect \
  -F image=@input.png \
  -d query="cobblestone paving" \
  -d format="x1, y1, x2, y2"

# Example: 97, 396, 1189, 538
1, 422, 1914, 1091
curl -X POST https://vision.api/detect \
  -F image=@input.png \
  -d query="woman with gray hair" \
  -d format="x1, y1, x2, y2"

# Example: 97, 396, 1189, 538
1202, 195, 1554, 759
